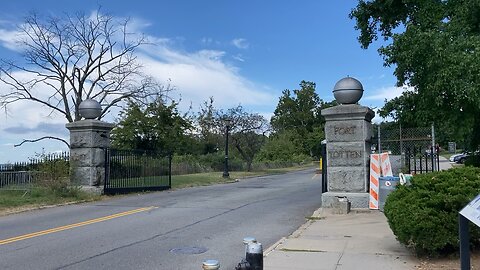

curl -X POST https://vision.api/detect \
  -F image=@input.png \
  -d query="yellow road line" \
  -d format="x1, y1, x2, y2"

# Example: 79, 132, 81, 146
0, 206, 156, 246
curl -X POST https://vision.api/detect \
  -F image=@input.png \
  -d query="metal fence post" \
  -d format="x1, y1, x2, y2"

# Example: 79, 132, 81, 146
399, 123, 404, 165
431, 124, 436, 171
320, 141, 327, 193
378, 125, 382, 154
430, 146, 435, 172
459, 214, 471, 270
436, 145, 440, 171
104, 148, 110, 191
168, 154, 172, 188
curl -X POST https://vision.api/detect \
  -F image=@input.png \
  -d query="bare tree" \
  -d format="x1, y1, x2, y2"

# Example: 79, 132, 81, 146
0, 10, 166, 124
218, 105, 270, 171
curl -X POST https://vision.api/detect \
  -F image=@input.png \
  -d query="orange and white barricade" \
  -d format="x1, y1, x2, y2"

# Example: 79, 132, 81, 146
369, 154, 380, 209
380, 153, 393, 176
370, 152, 394, 209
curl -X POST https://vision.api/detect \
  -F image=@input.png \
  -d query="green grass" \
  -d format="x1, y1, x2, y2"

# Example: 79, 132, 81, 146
0, 163, 314, 214
108, 176, 169, 188
171, 163, 314, 189
0, 187, 101, 213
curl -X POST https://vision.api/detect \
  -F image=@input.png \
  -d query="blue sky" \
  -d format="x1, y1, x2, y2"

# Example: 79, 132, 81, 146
0, 1, 405, 163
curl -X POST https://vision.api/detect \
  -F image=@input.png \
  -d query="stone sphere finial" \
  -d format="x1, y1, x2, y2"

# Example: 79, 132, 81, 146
333, 77, 364, 104
78, 99, 102, 119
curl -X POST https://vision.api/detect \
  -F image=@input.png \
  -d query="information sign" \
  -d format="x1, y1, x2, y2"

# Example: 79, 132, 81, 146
459, 194, 480, 227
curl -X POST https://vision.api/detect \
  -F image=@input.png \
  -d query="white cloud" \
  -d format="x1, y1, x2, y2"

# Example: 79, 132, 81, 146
0, 28, 25, 52
1, 143, 14, 147
364, 85, 414, 101
0, 15, 274, 163
232, 38, 249, 49
138, 41, 274, 111
260, 112, 274, 122
362, 85, 415, 124
200, 37, 221, 46
232, 54, 245, 62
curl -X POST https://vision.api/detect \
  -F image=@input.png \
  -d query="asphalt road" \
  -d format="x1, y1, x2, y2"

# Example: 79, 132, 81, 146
0, 168, 322, 270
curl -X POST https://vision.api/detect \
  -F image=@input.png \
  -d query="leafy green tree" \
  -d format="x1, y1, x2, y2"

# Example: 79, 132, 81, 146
196, 97, 222, 154
271, 81, 322, 133
270, 81, 335, 158
218, 105, 269, 171
111, 99, 193, 154
255, 130, 309, 162
350, 0, 480, 149
193, 99, 270, 171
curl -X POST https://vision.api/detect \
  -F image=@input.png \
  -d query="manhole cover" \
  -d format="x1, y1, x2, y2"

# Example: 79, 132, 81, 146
169, 246, 208, 255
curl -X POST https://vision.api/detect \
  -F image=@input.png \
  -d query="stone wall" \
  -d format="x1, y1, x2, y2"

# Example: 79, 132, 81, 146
66, 120, 114, 187
321, 104, 375, 208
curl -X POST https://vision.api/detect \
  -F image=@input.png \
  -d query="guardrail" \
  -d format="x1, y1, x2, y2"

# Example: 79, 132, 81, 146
0, 171, 44, 190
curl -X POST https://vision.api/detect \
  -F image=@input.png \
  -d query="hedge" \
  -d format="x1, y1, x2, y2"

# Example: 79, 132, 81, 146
383, 166, 480, 256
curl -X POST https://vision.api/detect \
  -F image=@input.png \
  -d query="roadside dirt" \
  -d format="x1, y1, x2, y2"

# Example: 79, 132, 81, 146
416, 251, 480, 269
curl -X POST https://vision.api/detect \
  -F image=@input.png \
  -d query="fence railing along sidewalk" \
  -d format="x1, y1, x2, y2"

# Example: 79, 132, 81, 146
0, 152, 69, 190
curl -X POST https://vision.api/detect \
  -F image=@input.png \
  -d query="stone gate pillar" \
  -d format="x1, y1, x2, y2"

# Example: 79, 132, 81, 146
321, 77, 374, 208
65, 100, 114, 193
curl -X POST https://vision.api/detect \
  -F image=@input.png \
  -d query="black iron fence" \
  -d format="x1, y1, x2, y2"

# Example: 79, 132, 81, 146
376, 125, 434, 156
405, 146, 440, 174
104, 149, 171, 194
0, 152, 69, 189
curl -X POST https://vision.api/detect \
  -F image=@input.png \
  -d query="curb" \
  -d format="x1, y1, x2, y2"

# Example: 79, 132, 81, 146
264, 237, 286, 257
264, 208, 321, 257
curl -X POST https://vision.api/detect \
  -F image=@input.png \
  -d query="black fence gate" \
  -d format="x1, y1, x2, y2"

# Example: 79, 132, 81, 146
320, 142, 327, 193
375, 124, 440, 174
405, 146, 440, 174
104, 149, 171, 195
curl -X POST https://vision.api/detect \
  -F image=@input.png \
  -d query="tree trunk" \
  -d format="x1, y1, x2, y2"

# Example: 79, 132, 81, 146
235, 144, 253, 171
246, 161, 252, 172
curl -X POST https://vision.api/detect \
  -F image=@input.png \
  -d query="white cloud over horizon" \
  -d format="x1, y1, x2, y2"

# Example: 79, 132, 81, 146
364, 85, 415, 123
232, 38, 249, 49
364, 85, 414, 101
138, 39, 275, 112
0, 15, 277, 163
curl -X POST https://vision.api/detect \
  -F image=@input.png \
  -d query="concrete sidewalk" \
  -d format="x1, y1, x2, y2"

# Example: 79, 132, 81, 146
262, 157, 453, 270
264, 209, 419, 270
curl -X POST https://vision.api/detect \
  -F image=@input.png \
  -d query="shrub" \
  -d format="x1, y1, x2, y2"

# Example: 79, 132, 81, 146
383, 167, 480, 256
465, 154, 480, 167
36, 158, 70, 192
171, 153, 246, 174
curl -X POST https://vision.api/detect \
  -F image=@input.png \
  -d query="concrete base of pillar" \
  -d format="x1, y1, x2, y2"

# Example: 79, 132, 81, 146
322, 192, 369, 209
79, 185, 103, 195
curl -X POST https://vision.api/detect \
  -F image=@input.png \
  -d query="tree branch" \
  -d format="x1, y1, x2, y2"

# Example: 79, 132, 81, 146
14, 136, 70, 148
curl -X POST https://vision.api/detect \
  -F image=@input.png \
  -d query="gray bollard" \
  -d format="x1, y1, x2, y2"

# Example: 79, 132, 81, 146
243, 237, 257, 256
246, 242, 263, 270
202, 259, 220, 270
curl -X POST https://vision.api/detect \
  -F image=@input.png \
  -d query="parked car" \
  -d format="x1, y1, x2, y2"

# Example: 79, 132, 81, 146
454, 152, 470, 164
449, 153, 464, 162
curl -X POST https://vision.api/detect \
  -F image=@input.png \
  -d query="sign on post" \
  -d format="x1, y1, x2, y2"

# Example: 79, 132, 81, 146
448, 142, 456, 153
458, 194, 480, 270
459, 194, 480, 227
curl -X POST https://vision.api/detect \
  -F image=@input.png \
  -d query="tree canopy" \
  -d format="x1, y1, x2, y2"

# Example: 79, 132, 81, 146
197, 100, 270, 171
268, 81, 335, 159
351, 0, 480, 148
111, 99, 192, 154
0, 10, 166, 123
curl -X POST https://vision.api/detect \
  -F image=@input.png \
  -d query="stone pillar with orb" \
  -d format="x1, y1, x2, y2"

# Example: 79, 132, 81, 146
321, 77, 375, 208
66, 99, 114, 193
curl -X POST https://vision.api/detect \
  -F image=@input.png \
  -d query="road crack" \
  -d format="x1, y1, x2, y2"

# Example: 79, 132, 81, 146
56, 198, 274, 269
